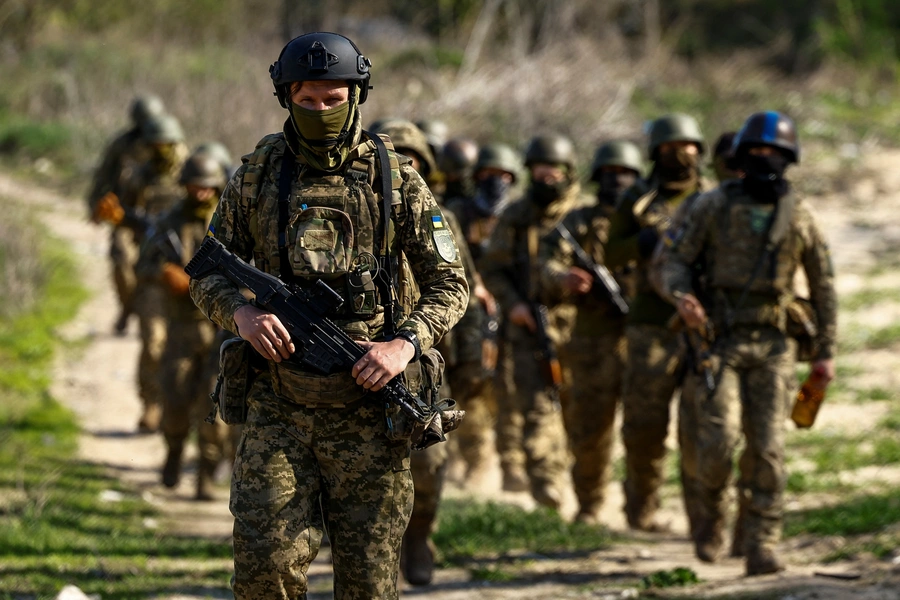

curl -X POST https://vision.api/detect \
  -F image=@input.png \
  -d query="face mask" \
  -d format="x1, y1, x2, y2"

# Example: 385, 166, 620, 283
657, 146, 699, 183
531, 179, 568, 207
473, 175, 511, 215
597, 171, 636, 206
288, 89, 359, 171
151, 144, 178, 173
742, 153, 791, 202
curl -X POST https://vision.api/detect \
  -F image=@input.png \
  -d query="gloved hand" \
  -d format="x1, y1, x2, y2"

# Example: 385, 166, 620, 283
162, 262, 191, 296
637, 227, 660, 259
92, 192, 125, 225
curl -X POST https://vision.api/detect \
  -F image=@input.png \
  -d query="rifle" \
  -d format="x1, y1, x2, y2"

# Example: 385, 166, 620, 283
185, 237, 449, 444
147, 227, 184, 266
555, 223, 629, 317
531, 302, 563, 402
669, 313, 716, 392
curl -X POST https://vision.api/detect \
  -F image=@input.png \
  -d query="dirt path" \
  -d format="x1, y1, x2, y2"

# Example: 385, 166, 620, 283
7, 152, 900, 599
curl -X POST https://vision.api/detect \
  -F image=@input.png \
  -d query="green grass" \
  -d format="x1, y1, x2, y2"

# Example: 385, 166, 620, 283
433, 499, 611, 563
840, 287, 900, 311
785, 489, 900, 537
0, 209, 232, 598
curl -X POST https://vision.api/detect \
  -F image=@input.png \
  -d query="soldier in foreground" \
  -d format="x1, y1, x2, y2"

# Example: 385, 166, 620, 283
136, 151, 230, 499
538, 140, 642, 524
480, 135, 582, 507
605, 114, 707, 532
189, 33, 467, 599
657, 111, 836, 574
88, 95, 167, 334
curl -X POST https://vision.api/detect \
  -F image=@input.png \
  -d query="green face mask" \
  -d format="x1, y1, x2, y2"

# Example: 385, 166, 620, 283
290, 101, 352, 146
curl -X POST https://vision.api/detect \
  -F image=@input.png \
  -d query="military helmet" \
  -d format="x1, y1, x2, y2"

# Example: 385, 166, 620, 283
647, 114, 705, 158
732, 111, 799, 164
270, 32, 372, 107
590, 141, 644, 181
713, 132, 737, 159
415, 119, 449, 163
179, 152, 227, 189
440, 138, 478, 177
130, 95, 166, 127
476, 143, 522, 183
373, 119, 436, 178
141, 114, 185, 144
524, 134, 577, 170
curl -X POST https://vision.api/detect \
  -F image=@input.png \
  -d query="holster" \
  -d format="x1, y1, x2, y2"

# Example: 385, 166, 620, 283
206, 337, 258, 426
785, 297, 818, 362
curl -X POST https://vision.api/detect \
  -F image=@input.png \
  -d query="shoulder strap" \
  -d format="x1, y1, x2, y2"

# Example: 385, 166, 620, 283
277, 150, 296, 282
368, 131, 398, 339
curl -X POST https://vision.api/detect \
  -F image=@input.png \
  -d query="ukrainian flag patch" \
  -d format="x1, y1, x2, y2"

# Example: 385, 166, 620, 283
431, 215, 444, 229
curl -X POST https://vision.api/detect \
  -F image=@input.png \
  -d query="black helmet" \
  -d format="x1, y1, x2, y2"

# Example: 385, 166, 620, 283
647, 114, 705, 159
524, 134, 577, 170
130, 95, 166, 128
732, 111, 799, 164
590, 141, 643, 181
713, 132, 737, 159
440, 138, 478, 178
270, 32, 372, 108
179, 152, 227, 189
476, 143, 522, 183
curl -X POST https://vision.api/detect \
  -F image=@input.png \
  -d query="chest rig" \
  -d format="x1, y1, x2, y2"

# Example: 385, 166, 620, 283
240, 132, 405, 338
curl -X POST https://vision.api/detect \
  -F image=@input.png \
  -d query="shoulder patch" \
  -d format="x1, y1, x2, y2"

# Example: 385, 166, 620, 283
427, 208, 457, 263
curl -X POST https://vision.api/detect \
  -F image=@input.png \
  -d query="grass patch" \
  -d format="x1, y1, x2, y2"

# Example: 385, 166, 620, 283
785, 489, 900, 537
840, 288, 900, 311
433, 499, 611, 563
469, 565, 519, 582
641, 567, 700, 589
0, 207, 232, 597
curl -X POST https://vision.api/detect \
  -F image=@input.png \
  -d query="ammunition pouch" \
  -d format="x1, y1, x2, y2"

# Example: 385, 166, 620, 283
207, 337, 259, 425
786, 297, 818, 362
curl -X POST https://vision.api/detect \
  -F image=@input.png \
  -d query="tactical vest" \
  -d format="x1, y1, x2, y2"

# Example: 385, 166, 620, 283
705, 181, 801, 328
239, 132, 410, 341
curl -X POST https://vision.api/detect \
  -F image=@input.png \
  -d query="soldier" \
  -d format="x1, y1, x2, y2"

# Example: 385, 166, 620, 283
538, 140, 644, 524
439, 137, 478, 203
188, 33, 467, 599
135, 152, 230, 498
122, 114, 190, 433
605, 114, 706, 532
371, 118, 474, 585
193, 140, 236, 179
656, 111, 836, 575
480, 134, 583, 506
712, 131, 740, 183
88, 95, 167, 334
416, 119, 449, 169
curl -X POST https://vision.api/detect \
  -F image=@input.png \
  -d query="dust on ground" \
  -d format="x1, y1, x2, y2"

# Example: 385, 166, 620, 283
7, 147, 900, 599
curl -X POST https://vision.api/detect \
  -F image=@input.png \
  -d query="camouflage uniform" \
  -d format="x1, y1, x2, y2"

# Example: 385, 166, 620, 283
480, 183, 583, 508
658, 182, 836, 569
125, 145, 188, 432
189, 116, 467, 599
539, 204, 627, 523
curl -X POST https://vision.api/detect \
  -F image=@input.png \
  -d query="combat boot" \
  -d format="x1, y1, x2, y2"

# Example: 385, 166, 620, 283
574, 505, 603, 526
531, 480, 563, 511
501, 465, 529, 492
745, 546, 785, 576
195, 458, 217, 501
693, 517, 724, 563
161, 443, 183, 488
401, 514, 436, 586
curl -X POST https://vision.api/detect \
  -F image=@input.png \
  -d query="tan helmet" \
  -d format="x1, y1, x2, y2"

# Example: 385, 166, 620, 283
179, 151, 227, 189
372, 119, 437, 178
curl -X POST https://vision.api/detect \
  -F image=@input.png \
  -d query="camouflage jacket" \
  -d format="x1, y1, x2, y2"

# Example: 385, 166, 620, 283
119, 147, 188, 221
189, 130, 468, 355
480, 183, 585, 315
136, 198, 216, 322
605, 175, 704, 326
444, 194, 499, 266
85, 127, 150, 214
658, 180, 837, 360
540, 203, 626, 336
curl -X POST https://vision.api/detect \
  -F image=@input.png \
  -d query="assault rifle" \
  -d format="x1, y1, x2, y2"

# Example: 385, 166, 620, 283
531, 302, 563, 403
555, 223, 629, 317
185, 237, 448, 445
669, 313, 716, 392
147, 227, 184, 266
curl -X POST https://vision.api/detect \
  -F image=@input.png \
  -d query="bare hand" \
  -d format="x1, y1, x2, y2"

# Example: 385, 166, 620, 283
352, 338, 416, 392
676, 293, 707, 330
563, 267, 593, 295
234, 304, 295, 362
811, 358, 835, 389
473, 283, 498, 317
508, 302, 537, 333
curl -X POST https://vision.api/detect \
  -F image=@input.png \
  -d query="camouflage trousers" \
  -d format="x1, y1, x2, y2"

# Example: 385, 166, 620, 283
621, 323, 684, 528
559, 331, 625, 517
692, 326, 795, 555
134, 283, 167, 418
495, 322, 568, 508
677, 367, 706, 541
231, 376, 413, 600
159, 319, 233, 469
446, 361, 496, 477
109, 226, 139, 320
410, 438, 448, 524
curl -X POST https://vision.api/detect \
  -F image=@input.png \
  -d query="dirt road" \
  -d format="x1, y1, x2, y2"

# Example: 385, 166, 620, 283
7, 154, 899, 599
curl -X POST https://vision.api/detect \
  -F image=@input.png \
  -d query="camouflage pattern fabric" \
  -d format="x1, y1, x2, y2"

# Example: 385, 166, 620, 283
189, 128, 467, 599
658, 183, 837, 558
85, 127, 150, 215
109, 227, 140, 322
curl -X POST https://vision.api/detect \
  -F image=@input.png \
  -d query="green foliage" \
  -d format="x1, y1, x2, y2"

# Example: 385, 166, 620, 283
433, 499, 610, 562
840, 287, 900, 311
641, 567, 700, 589
785, 489, 900, 537
470, 565, 518, 582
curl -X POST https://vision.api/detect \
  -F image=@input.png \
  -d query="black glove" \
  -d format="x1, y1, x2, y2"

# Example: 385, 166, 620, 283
637, 227, 660, 259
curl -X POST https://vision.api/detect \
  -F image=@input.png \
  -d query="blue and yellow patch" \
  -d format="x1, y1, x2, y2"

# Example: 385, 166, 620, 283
206, 214, 219, 237
431, 215, 444, 229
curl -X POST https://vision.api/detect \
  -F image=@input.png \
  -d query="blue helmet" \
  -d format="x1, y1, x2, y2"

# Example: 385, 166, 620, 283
732, 111, 799, 164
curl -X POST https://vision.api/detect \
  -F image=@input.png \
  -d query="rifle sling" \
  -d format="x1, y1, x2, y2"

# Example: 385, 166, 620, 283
277, 150, 296, 283
368, 132, 397, 340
